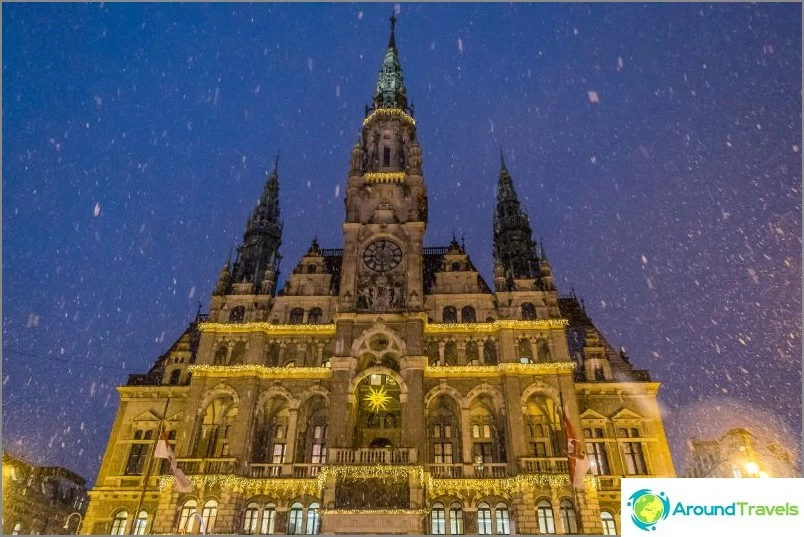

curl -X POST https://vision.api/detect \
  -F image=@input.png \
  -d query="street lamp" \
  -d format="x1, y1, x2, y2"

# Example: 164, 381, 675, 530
64, 512, 83, 534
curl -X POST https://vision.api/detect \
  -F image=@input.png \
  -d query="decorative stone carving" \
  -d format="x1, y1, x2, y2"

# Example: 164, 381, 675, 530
356, 273, 406, 311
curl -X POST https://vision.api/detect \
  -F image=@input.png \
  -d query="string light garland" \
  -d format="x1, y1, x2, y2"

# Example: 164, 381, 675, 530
158, 466, 597, 498
197, 322, 336, 335
188, 364, 332, 379
425, 362, 575, 378
363, 172, 406, 183
362, 108, 416, 126
424, 319, 569, 334
197, 319, 567, 337
321, 508, 426, 515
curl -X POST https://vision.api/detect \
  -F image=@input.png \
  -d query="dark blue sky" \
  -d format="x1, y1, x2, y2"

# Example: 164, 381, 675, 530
3, 3, 802, 483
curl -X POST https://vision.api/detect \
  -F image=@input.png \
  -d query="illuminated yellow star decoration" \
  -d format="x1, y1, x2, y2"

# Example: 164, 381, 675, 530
363, 385, 392, 412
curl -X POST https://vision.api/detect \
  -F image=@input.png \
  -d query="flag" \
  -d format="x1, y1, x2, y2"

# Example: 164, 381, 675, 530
154, 430, 193, 493
563, 409, 591, 489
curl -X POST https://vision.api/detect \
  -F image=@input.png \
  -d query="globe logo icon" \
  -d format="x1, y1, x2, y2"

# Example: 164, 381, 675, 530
627, 489, 670, 531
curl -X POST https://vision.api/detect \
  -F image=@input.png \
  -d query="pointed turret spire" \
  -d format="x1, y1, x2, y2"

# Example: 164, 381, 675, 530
373, 11, 408, 110
229, 151, 283, 295
493, 155, 540, 283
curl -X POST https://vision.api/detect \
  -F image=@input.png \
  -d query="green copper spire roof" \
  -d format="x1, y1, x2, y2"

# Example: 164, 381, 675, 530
373, 12, 408, 110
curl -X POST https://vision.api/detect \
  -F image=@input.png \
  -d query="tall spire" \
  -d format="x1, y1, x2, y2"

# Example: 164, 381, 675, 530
373, 11, 408, 110
493, 157, 541, 283
228, 152, 283, 294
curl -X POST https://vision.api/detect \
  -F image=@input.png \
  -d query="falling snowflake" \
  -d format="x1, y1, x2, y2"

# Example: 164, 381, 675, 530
587, 90, 600, 103
93, 202, 101, 217
457, 38, 463, 53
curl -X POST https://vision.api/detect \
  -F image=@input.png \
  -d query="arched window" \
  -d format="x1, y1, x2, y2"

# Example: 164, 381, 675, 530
477, 502, 492, 535
601, 511, 617, 535
133, 511, 148, 535
559, 500, 578, 534
536, 500, 556, 534
243, 502, 260, 534
430, 502, 446, 535
11, 523, 21, 535
178, 500, 197, 533
461, 306, 476, 323
536, 340, 550, 363
306, 502, 321, 535
483, 341, 498, 365
521, 302, 537, 320
196, 398, 237, 458
308, 308, 323, 324
495, 502, 510, 535
229, 306, 246, 323
451, 262, 461, 271
261, 503, 277, 535
449, 503, 464, 535
111, 511, 128, 535
169, 369, 181, 385
442, 306, 457, 323
288, 502, 304, 535
307, 264, 317, 274
201, 500, 218, 534
289, 308, 304, 324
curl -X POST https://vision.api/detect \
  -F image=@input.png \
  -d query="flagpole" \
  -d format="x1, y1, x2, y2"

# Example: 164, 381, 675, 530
556, 373, 585, 534
130, 397, 170, 535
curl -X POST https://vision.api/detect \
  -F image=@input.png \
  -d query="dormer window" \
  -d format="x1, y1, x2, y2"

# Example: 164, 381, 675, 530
307, 264, 317, 274
451, 262, 461, 271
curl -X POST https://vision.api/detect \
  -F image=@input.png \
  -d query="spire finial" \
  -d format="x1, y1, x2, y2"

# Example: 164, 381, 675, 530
274, 150, 280, 173
388, 11, 397, 49
500, 147, 507, 170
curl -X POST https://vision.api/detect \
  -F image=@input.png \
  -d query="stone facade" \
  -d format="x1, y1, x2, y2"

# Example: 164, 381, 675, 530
83, 17, 675, 536
2, 451, 88, 535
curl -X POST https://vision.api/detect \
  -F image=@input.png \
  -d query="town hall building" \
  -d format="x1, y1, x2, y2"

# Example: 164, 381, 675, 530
82, 17, 675, 536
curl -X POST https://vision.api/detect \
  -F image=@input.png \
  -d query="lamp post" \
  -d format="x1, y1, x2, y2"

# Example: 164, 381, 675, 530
63, 512, 83, 535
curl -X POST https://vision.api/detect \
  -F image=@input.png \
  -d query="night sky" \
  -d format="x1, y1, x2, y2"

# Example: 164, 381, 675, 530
3, 3, 802, 484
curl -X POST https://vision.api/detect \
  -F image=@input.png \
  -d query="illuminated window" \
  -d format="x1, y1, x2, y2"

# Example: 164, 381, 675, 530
536, 500, 555, 534
430, 502, 446, 535
133, 511, 148, 535
261, 503, 277, 535
477, 503, 492, 535
201, 500, 218, 534
449, 503, 464, 535
495, 503, 510, 534
559, 500, 578, 534
601, 511, 617, 535
178, 500, 197, 533
244, 502, 260, 534
306, 502, 320, 535
111, 511, 128, 535
288, 502, 304, 535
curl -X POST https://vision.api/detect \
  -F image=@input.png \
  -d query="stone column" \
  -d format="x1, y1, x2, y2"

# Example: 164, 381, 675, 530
501, 375, 527, 471
400, 356, 426, 456
284, 408, 301, 472
328, 357, 355, 448
437, 341, 445, 365
229, 377, 259, 463
460, 408, 473, 467
456, 341, 466, 366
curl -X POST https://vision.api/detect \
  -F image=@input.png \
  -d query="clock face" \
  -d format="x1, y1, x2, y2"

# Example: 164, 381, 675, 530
363, 239, 403, 273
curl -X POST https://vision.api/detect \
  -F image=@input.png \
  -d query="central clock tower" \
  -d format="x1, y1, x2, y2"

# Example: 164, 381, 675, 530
338, 14, 427, 314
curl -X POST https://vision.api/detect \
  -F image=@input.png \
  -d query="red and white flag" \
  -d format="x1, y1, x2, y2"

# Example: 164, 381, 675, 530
563, 409, 591, 489
154, 430, 193, 493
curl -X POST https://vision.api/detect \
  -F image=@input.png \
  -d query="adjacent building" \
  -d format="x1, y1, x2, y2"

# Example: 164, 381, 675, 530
684, 427, 799, 479
2, 451, 88, 535
83, 17, 675, 536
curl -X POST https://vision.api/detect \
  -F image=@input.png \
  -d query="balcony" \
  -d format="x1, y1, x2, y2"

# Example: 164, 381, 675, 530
597, 475, 622, 490
519, 457, 569, 474
472, 463, 508, 478
247, 463, 323, 478
428, 464, 464, 478
328, 447, 418, 465
175, 457, 237, 475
